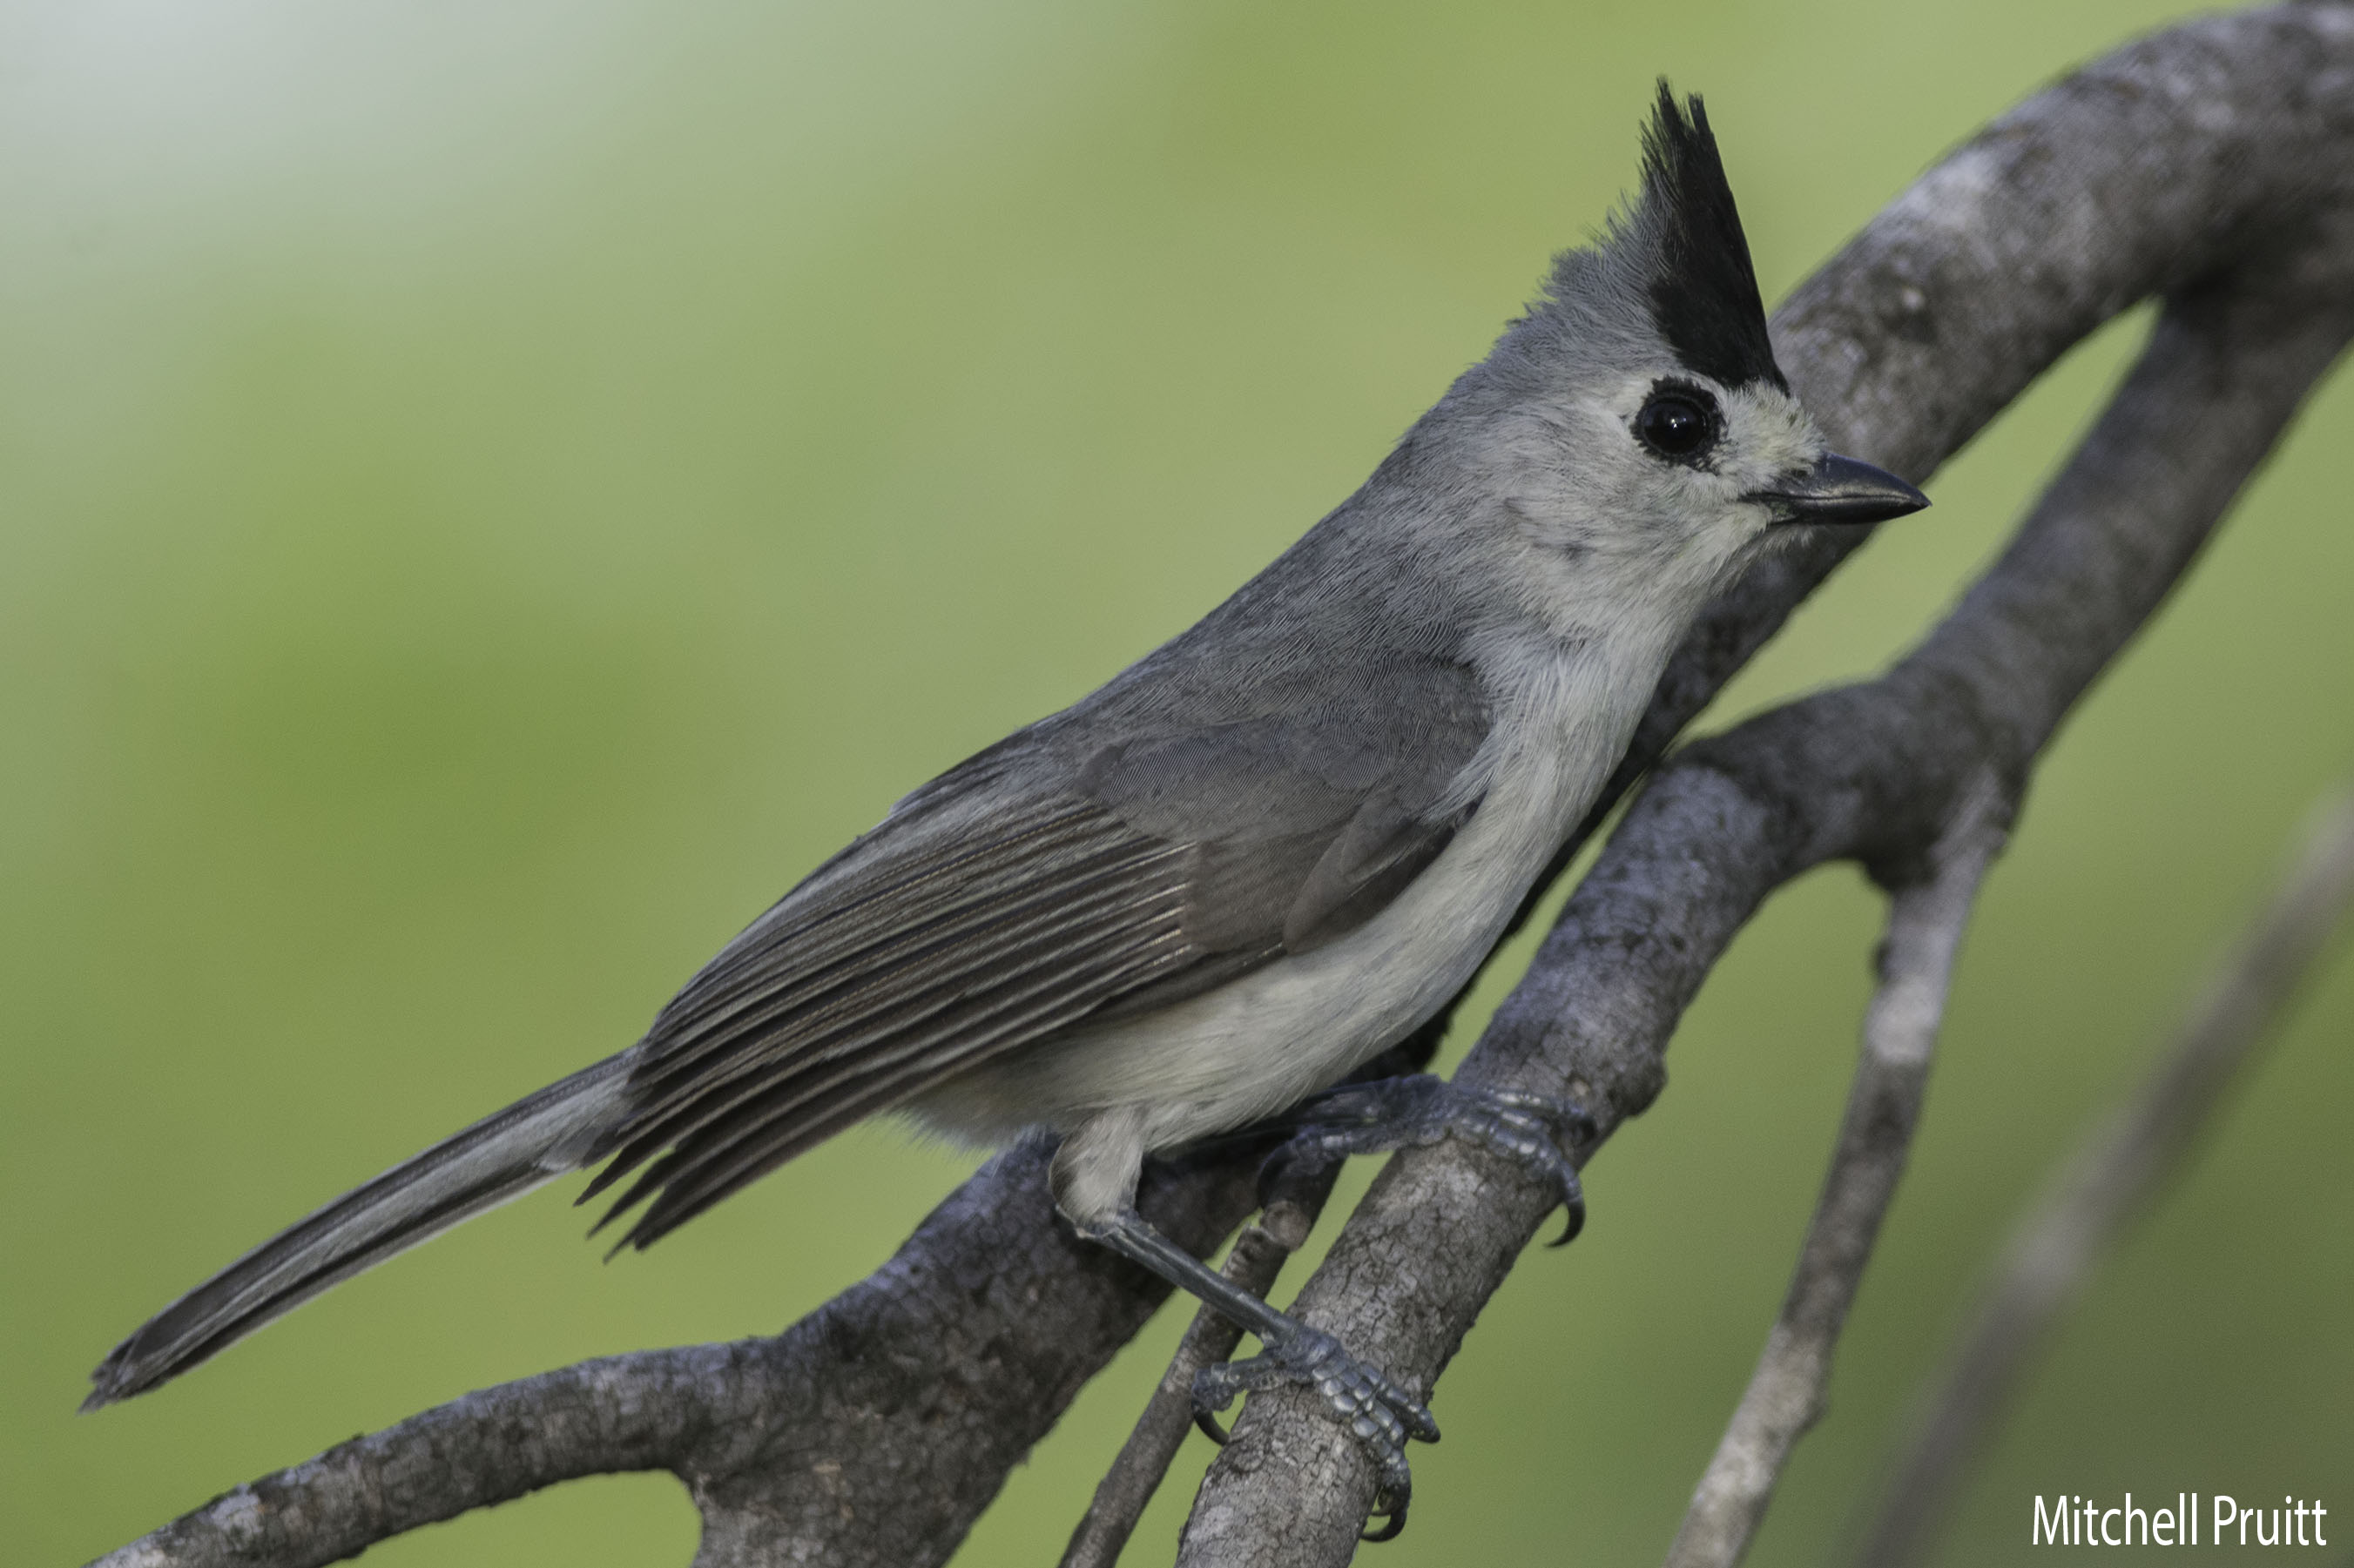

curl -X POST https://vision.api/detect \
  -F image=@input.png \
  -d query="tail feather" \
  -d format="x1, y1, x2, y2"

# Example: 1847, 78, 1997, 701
84, 1054, 633, 1410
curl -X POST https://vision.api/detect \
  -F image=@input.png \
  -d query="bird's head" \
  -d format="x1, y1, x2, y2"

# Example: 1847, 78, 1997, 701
1418, 84, 1926, 636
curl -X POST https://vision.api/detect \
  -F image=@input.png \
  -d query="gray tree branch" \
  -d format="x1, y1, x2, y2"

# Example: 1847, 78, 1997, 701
90, 6, 2354, 1566
1846, 785, 2354, 1568
1180, 6, 2354, 1558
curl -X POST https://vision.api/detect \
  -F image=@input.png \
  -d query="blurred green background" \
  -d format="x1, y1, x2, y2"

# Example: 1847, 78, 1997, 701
5, 2, 2349, 1564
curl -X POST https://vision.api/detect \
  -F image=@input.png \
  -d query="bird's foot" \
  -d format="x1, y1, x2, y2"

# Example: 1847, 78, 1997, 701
1070, 1202, 1439, 1540
1191, 1319, 1438, 1541
1268, 1073, 1595, 1244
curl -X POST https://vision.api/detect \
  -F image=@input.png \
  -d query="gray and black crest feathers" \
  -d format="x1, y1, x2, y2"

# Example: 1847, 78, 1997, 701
1630, 82, 1785, 393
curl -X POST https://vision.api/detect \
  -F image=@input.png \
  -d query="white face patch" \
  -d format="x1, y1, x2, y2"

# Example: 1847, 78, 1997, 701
1521, 371, 1825, 593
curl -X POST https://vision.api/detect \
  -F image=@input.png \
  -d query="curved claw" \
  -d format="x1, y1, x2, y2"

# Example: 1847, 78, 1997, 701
1548, 1168, 1588, 1248
1480, 1087, 1592, 1248
1191, 1361, 1243, 1444
1361, 1438, 1416, 1542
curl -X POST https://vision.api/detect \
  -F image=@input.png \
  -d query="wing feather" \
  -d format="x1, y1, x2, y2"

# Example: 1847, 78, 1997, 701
625, 833, 1177, 1107
637, 796, 1117, 1073
608, 922, 1195, 1243
596, 838, 1192, 1185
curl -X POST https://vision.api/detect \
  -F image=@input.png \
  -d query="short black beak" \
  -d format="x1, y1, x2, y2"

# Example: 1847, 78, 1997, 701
1745, 453, 1929, 526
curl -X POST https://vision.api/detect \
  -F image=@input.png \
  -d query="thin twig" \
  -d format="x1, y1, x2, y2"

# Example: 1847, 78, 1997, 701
1847, 785, 2354, 1568
1664, 780, 2010, 1568
1060, 1215, 1299, 1568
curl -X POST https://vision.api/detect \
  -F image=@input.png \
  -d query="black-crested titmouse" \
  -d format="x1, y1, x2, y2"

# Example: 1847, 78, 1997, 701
87, 84, 1926, 1525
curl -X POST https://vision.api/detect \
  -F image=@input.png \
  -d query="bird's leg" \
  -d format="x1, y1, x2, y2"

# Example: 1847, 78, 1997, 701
1073, 1205, 1437, 1540
1053, 1078, 1582, 1542
1263, 1073, 1595, 1245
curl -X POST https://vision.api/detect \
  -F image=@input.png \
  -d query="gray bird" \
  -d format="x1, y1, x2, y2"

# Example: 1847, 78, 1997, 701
85, 84, 1926, 1531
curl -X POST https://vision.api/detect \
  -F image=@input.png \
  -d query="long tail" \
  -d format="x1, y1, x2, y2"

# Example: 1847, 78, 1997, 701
84, 1054, 634, 1410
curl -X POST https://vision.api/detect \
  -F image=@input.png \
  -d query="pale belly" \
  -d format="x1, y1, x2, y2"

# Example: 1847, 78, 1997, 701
907, 723, 1602, 1157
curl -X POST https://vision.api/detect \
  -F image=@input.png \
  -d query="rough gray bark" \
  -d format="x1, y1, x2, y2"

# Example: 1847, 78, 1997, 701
1178, 7, 2354, 1560
91, 6, 2354, 1566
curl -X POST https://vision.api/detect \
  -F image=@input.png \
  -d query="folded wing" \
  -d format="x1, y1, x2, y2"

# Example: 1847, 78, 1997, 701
586, 647, 1493, 1248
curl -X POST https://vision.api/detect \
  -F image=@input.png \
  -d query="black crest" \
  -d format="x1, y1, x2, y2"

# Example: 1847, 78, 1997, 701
1638, 83, 1785, 393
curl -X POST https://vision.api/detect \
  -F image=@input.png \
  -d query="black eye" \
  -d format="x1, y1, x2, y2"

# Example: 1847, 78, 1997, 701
1633, 390, 1717, 461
